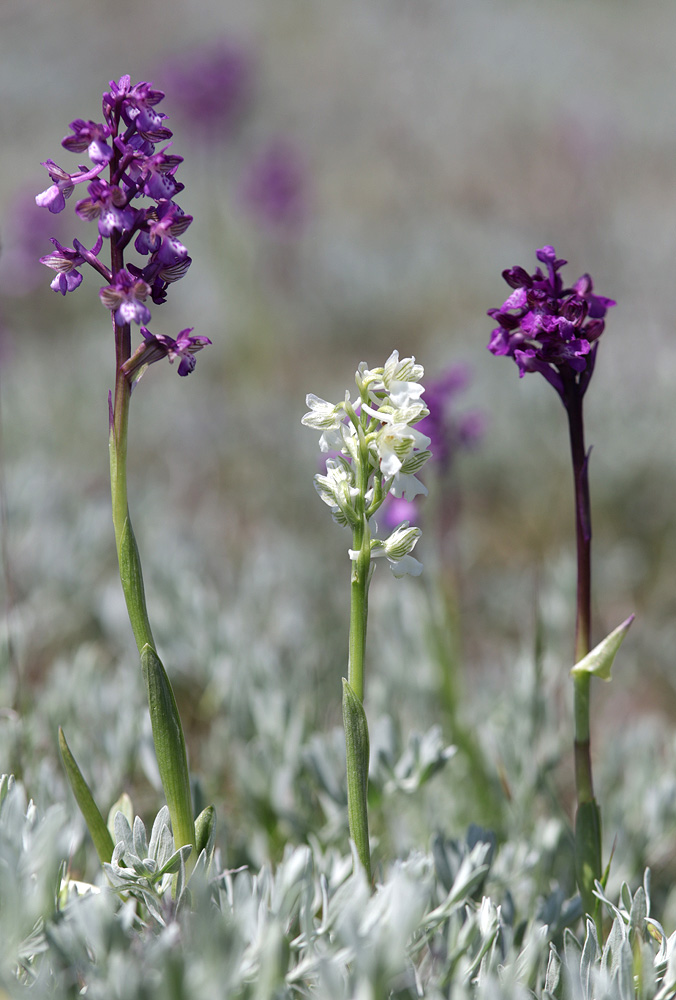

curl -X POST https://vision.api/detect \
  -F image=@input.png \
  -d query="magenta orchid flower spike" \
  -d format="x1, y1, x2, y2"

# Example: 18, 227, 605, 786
35, 76, 214, 875
488, 246, 631, 932
488, 245, 615, 404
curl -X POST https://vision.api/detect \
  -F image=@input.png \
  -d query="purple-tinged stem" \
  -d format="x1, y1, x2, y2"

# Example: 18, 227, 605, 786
566, 386, 592, 665
564, 381, 594, 805
564, 374, 602, 932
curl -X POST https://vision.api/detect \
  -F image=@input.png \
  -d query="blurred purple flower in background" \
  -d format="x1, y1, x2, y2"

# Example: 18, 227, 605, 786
380, 363, 485, 529
239, 140, 308, 234
1, 188, 88, 296
157, 40, 310, 246
381, 495, 420, 531
418, 365, 485, 472
160, 40, 254, 138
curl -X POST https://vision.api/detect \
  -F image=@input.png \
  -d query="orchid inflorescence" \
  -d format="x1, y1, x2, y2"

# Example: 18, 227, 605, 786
488, 245, 632, 932
302, 350, 431, 577
35, 74, 210, 377
487, 245, 615, 403
303, 351, 432, 879
35, 77, 210, 877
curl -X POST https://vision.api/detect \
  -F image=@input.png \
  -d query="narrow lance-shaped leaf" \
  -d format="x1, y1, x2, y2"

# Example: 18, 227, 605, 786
58, 727, 114, 865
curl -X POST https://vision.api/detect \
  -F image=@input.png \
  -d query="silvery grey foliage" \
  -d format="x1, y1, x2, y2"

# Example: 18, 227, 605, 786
4, 448, 676, 998
4, 767, 676, 999
102, 807, 193, 925
0, 775, 71, 988
543, 872, 676, 1000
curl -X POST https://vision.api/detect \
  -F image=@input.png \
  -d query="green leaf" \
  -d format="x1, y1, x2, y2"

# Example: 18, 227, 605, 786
575, 798, 602, 923
141, 644, 195, 856
342, 678, 371, 880
570, 614, 635, 681
194, 804, 216, 860
118, 516, 154, 651
58, 728, 114, 865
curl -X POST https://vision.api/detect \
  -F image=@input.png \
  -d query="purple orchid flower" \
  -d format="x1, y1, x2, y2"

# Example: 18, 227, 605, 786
76, 178, 139, 237
487, 245, 615, 402
36, 75, 209, 389
39, 235, 105, 295
123, 326, 212, 380
134, 201, 192, 264
62, 119, 114, 165
99, 269, 151, 325
35, 160, 76, 214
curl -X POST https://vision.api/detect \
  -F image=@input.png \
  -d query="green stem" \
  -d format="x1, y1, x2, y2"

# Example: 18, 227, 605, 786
344, 425, 372, 879
108, 364, 195, 857
348, 429, 372, 701
109, 360, 155, 651
106, 214, 194, 857
348, 527, 369, 702
573, 673, 593, 802
142, 645, 196, 856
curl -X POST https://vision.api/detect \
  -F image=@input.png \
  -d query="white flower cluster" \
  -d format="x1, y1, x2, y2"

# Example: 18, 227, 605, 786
302, 351, 431, 577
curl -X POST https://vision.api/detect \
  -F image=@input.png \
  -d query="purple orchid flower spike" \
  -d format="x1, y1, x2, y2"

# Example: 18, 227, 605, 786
37, 77, 210, 867
35, 73, 207, 375
488, 246, 622, 920
487, 245, 615, 405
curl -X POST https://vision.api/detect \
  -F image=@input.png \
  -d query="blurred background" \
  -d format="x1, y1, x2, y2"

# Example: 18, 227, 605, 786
3, 0, 676, 909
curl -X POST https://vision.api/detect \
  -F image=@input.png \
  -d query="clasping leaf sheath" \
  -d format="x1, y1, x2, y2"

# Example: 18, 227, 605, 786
141, 644, 196, 857
118, 516, 154, 651
342, 679, 371, 881
575, 799, 603, 928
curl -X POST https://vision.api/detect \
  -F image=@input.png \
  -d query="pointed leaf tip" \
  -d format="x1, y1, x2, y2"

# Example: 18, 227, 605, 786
571, 614, 635, 682
58, 727, 115, 864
